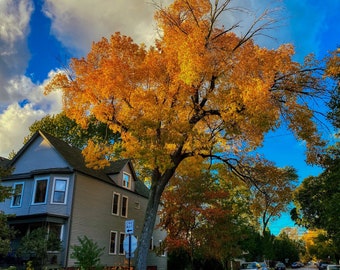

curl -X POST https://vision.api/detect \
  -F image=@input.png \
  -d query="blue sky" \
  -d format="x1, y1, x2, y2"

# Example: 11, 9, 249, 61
0, 0, 339, 235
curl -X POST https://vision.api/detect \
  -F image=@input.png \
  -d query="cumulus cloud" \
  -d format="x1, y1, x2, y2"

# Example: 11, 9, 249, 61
42, 0, 163, 56
0, 103, 45, 157
0, 0, 33, 105
0, 72, 63, 157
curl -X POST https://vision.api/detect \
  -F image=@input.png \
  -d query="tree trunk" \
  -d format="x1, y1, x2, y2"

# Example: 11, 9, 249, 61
135, 173, 169, 270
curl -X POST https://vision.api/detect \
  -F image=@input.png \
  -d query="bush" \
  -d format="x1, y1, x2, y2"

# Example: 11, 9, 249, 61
70, 236, 104, 270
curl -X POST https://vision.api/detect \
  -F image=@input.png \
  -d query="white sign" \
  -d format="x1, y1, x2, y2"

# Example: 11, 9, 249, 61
125, 219, 134, 234
123, 235, 138, 257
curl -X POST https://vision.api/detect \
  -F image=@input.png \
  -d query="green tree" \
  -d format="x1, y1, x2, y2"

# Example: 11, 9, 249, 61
291, 47, 340, 261
70, 236, 104, 270
0, 211, 15, 256
291, 157, 340, 260
273, 232, 301, 264
26, 112, 120, 149
0, 157, 13, 201
45, 1, 329, 269
0, 157, 15, 256
17, 227, 62, 268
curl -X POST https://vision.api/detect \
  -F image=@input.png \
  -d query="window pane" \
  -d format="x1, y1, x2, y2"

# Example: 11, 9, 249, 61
34, 179, 47, 203
55, 179, 66, 191
112, 194, 120, 215
53, 191, 65, 203
119, 233, 125, 254
110, 231, 117, 254
53, 179, 67, 203
123, 173, 130, 188
12, 183, 23, 207
121, 196, 128, 217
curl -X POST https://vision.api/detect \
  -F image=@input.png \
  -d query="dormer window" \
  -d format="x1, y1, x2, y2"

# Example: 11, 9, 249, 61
122, 172, 131, 189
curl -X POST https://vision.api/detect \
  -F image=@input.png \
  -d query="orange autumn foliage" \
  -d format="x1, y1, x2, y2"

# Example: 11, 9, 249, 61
45, 6, 325, 173
45, 1, 329, 268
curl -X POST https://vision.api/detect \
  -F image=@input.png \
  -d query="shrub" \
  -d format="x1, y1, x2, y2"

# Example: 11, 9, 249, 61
70, 236, 104, 270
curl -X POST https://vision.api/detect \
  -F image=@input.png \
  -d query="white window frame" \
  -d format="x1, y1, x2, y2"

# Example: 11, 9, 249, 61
11, 182, 24, 207
51, 177, 69, 204
32, 177, 49, 205
119, 232, 126, 255
121, 195, 128, 218
109, 231, 118, 254
112, 192, 120, 216
122, 172, 131, 189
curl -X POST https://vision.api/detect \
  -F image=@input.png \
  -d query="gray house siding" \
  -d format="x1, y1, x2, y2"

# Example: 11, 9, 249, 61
12, 136, 69, 174
0, 171, 75, 267
0, 131, 167, 269
0, 173, 74, 217
68, 170, 148, 267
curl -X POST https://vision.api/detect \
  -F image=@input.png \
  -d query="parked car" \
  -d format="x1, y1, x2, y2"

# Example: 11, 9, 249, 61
275, 262, 286, 270
292, 262, 304, 268
326, 265, 340, 270
241, 262, 261, 270
260, 262, 268, 270
319, 262, 330, 270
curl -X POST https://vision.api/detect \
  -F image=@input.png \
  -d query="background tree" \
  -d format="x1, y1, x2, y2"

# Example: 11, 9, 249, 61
45, 1, 329, 269
300, 229, 336, 262
0, 157, 13, 201
247, 160, 298, 236
292, 46, 340, 259
0, 211, 15, 257
273, 232, 301, 265
160, 158, 252, 269
25, 112, 120, 149
291, 160, 340, 261
0, 157, 15, 257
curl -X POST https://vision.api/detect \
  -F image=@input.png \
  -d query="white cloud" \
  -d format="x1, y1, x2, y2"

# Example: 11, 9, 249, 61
0, 0, 33, 104
0, 103, 45, 157
0, 73, 63, 157
42, 0, 162, 56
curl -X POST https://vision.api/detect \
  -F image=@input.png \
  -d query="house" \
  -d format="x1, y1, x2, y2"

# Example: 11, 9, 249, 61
0, 131, 167, 269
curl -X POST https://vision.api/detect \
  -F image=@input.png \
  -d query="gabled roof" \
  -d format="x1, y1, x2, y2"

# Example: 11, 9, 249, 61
9, 130, 149, 198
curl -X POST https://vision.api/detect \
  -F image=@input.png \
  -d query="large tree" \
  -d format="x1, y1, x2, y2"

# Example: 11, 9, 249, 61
45, 1, 329, 269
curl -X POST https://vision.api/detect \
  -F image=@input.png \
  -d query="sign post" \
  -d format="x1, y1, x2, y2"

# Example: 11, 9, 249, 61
124, 220, 136, 269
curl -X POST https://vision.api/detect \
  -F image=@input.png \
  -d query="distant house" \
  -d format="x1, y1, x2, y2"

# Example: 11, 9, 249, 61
0, 131, 167, 269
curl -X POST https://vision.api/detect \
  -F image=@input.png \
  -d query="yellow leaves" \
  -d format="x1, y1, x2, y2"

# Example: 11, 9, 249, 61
325, 47, 340, 78
82, 140, 110, 170
44, 0, 327, 174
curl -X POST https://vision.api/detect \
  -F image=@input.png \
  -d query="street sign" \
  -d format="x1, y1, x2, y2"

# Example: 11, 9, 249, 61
123, 234, 137, 255
125, 219, 134, 234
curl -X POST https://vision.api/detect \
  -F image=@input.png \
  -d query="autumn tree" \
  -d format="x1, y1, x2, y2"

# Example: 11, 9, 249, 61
300, 229, 335, 262
160, 157, 252, 269
45, 1, 329, 269
247, 160, 298, 236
